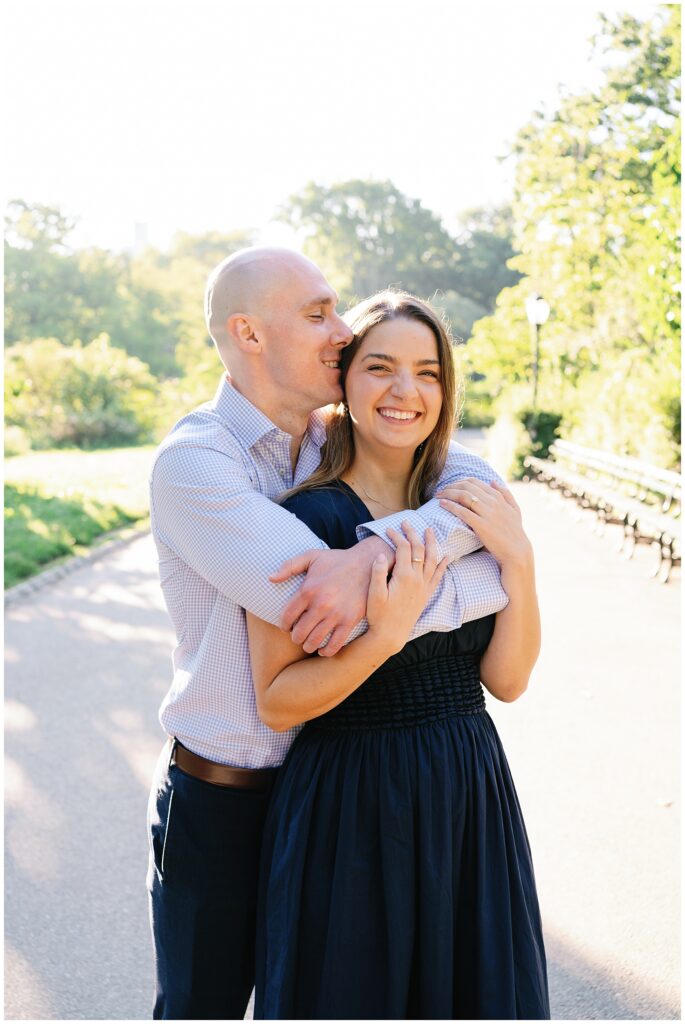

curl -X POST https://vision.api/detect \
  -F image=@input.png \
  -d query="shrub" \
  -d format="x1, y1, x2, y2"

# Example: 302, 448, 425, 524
518, 408, 562, 460
5, 334, 161, 448
483, 407, 562, 481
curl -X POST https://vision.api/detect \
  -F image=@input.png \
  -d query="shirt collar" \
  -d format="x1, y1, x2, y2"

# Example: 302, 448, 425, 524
211, 374, 327, 452
307, 408, 328, 449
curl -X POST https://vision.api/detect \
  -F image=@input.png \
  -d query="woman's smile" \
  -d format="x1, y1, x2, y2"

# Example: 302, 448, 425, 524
376, 406, 423, 422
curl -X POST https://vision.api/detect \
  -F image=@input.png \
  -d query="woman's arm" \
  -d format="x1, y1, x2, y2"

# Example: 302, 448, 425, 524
247, 609, 398, 732
248, 526, 448, 732
480, 547, 540, 701
437, 479, 541, 702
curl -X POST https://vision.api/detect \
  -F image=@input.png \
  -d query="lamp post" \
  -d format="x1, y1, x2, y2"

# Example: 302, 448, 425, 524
525, 294, 550, 411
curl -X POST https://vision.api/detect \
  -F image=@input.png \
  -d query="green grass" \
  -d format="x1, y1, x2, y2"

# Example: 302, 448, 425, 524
4, 446, 156, 588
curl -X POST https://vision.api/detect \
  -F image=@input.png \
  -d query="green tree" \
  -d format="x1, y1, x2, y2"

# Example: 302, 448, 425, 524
465, 6, 680, 465
4, 199, 75, 252
279, 179, 461, 305
5, 200, 86, 345
440, 205, 522, 345
452, 206, 522, 311
279, 181, 521, 346
4, 200, 180, 375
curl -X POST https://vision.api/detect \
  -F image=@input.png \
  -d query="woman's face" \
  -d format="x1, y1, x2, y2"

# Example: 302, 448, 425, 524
344, 316, 443, 455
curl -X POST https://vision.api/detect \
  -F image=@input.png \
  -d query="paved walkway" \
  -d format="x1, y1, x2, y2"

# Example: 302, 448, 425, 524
4, 477, 680, 1019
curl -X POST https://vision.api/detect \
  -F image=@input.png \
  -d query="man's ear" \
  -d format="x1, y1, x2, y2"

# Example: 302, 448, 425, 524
226, 313, 263, 353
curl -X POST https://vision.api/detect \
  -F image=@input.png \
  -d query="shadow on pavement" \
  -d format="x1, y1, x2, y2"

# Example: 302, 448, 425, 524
5, 555, 170, 1020
546, 930, 680, 1019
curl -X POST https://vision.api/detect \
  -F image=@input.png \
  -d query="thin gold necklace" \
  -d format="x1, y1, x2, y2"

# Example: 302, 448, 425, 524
349, 478, 404, 513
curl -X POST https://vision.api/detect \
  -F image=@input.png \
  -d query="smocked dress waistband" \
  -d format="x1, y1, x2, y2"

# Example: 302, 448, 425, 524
303, 653, 485, 732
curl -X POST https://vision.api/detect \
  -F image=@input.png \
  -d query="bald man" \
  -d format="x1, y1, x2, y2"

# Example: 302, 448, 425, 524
147, 248, 508, 1019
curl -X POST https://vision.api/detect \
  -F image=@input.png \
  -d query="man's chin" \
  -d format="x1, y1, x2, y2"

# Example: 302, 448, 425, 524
317, 386, 343, 408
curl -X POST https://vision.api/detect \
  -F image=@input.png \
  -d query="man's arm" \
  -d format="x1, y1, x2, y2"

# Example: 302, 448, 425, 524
151, 441, 376, 652
421, 548, 508, 629
153, 438, 506, 656
283, 542, 508, 653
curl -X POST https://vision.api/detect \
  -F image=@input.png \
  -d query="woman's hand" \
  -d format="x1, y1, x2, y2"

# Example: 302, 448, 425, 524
436, 478, 532, 568
366, 522, 449, 655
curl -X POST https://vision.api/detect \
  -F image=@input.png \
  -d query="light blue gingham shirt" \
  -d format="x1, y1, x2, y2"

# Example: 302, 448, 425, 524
150, 375, 508, 768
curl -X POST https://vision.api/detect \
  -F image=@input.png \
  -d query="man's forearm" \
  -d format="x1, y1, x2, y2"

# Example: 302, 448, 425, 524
335, 546, 509, 649
357, 497, 483, 562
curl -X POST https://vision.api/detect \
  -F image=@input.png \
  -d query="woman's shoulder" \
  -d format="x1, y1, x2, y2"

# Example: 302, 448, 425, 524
282, 483, 367, 549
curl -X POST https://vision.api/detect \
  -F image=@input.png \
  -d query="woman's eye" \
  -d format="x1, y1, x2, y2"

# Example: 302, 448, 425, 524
420, 370, 440, 379
367, 364, 390, 372
309, 314, 324, 322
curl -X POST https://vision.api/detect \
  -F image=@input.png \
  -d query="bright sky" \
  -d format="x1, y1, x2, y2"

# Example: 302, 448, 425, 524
5, 0, 660, 252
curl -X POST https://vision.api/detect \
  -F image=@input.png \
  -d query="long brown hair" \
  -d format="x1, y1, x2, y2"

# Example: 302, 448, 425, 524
284, 289, 461, 509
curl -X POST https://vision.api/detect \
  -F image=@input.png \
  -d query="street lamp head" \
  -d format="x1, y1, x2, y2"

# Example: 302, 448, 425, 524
525, 294, 551, 326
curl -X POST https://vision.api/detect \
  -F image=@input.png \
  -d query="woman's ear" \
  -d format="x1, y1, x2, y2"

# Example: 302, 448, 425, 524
226, 313, 263, 354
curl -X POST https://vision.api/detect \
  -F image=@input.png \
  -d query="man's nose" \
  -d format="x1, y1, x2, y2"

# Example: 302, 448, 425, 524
331, 315, 353, 346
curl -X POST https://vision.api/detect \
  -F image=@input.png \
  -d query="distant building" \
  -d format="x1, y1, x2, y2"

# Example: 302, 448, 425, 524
133, 222, 148, 254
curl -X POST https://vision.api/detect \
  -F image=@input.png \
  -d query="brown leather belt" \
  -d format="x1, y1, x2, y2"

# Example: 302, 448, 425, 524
168, 738, 277, 792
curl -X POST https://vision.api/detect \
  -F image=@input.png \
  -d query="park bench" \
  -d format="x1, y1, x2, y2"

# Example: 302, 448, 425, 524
524, 439, 681, 582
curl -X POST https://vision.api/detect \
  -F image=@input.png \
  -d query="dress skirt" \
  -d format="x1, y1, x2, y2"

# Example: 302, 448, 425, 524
255, 647, 550, 1020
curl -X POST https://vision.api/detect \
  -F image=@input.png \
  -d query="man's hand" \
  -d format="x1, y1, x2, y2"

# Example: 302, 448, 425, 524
269, 536, 394, 656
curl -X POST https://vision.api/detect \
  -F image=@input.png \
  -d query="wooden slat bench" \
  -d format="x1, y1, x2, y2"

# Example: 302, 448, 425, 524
524, 440, 681, 582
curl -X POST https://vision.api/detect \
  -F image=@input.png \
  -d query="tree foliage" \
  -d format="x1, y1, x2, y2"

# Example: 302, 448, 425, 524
5, 187, 518, 443
4, 200, 256, 379
466, 6, 680, 466
5, 201, 179, 375
451, 206, 522, 310
279, 179, 459, 304
278, 180, 519, 328
5, 335, 161, 448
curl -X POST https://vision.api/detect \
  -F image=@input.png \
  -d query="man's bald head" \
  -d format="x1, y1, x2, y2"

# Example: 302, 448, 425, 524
205, 247, 324, 349
201, 246, 351, 419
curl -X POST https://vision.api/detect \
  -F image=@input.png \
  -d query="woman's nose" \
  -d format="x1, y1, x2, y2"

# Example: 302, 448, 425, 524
390, 372, 418, 398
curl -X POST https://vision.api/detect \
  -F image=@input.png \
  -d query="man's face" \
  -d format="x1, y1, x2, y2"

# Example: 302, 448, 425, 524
256, 263, 353, 410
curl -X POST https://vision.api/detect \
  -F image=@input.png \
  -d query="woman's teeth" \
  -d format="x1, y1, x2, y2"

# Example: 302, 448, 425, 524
377, 409, 420, 421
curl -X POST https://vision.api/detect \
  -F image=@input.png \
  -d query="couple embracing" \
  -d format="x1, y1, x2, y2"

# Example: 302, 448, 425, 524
147, 247, 550, 1020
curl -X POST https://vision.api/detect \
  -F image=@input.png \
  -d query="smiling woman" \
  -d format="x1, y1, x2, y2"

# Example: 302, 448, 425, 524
282, 288, 460, 512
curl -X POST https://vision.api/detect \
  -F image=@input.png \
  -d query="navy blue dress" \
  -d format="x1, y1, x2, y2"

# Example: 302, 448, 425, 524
255, 482, 550, 1020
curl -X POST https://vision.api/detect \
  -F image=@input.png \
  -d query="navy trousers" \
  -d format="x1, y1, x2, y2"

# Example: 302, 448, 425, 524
147, 742, 272, 1020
